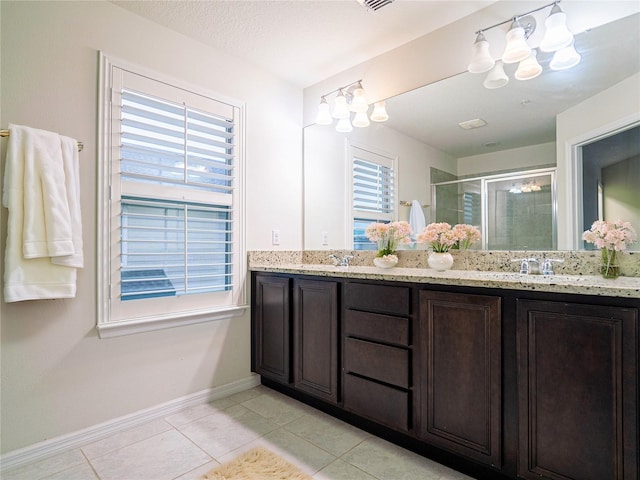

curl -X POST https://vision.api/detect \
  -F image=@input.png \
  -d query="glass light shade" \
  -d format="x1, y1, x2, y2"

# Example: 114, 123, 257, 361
540, 5, 573, 52
352, 111, 370, 128
550, 43, 581, 70
350, 87, 368, 113
468, 32, 495, 73
370, 101, 389, 122
332, 91, 350, 119
315, 98, 333, 125
515, 50, 542, 80
502, 20, 531, 64
483, 61, 509, 89
335, 117, 353, 133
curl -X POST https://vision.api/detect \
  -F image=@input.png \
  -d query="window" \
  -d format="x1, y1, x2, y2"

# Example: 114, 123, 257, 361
98, 54, 246, 337
349, 145, 397, 250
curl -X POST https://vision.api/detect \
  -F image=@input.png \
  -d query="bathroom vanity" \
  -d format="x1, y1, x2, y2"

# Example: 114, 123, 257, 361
250, 263, 639, 480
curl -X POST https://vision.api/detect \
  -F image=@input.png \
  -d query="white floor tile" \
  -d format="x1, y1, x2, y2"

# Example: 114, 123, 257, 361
81, 418, 173, 460
313, 458, 378, 480
284, 411, 369, 456
41, 461, 99, 480
1, 449, 87, 480
177, 405, 279, 458
240, 390, 315, 426
88, 429, 210, 480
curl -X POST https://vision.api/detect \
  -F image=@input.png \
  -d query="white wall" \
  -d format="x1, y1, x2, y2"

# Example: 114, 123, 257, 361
303, 123, 454, 250
457, 142, 556, 177
0, 1, 302, 453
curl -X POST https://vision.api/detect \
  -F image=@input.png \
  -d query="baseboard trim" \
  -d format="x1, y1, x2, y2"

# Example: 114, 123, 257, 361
0, 374, 260, 473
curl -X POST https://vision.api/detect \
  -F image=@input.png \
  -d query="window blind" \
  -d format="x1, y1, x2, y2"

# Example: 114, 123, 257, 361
353, 157, 394, 213
119, 89, 235, 300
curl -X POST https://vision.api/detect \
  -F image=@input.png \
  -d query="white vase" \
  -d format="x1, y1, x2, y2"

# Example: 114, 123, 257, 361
428, 252, 454, 271
373, 256, 398, 269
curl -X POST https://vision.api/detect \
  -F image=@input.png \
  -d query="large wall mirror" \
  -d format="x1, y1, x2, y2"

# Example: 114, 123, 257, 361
304, 12, 639, 251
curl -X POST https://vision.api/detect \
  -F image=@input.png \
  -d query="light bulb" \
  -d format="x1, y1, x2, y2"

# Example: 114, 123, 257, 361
502, 19, 531, 64
550, 42, 581, 70
335, 117, 353, 133
515, 50, 542, 80
315, 97, 333, 125
350, 84, 368, 113
370, 101, 388, 122
540, 4, 574, 52
468, 32, 495, 73
483, 61, 509, 89
352, 111, 370, 128
332, 90, 350, 119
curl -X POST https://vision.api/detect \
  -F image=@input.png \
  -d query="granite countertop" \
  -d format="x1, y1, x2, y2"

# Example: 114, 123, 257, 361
249, 263, 640, 299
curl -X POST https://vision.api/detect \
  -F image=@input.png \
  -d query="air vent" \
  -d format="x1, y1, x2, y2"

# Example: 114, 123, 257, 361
357, 0, 395, 12
458, 118, 487, 130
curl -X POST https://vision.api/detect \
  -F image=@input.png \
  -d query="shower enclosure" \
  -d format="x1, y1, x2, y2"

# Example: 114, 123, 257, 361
432, 168, 556, 250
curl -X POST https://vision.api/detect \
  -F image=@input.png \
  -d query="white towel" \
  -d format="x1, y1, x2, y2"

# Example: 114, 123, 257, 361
3, 124, 80, 302
51, 135, 84, 268
21, 126, 74, 258
409, 199, 426, 237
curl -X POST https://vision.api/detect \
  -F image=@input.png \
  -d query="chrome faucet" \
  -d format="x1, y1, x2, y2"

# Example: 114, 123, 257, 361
511, 257, 564, 275
541, 258, 564, 275
512, 258, 541, 275
327, 254, 354, 267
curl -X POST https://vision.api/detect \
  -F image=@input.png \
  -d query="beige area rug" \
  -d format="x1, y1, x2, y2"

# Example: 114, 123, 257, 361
200, 447, 313, 480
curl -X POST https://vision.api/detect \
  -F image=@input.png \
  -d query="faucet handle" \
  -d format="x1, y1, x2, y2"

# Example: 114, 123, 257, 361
511, 258, 529, 274
542, 258, 564, 275
327, 254, 340, 266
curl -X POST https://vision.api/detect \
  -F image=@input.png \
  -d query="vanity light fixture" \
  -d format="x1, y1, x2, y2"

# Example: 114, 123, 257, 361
315, 80, 389, 131
467, 0, 579, 89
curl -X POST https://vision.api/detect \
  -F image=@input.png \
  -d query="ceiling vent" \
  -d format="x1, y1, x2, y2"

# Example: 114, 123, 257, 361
458, 118, 487, 130
357, 0, 395, 12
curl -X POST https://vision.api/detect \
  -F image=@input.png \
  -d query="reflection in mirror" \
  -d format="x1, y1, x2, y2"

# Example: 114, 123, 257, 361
303, 12, 640, 251
432, 168, 556, 250
580, 125, 640, 251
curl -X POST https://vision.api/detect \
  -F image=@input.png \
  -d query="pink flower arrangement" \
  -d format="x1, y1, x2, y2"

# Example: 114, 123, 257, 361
582, 220, 637, 251
366, 221, 413, 257
452, 224, 482, 250
417, 222, 481, 252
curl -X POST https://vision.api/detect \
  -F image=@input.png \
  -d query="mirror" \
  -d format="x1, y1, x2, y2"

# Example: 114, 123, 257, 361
304, 12, 640, 251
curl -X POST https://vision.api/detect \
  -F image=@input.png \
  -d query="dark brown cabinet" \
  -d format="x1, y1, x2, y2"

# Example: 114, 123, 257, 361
342, 281, 412, 432
293, 278, 339, 404
417, 290, 502, 468
252, 274, 291, 384
517, 299, 638, 480
251, 271, 640, 480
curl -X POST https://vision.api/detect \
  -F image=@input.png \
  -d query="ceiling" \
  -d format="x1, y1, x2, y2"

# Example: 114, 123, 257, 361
111, 0, 497, 88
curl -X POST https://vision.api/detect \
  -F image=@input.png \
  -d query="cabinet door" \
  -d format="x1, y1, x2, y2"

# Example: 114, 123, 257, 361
293, 279, 339, 404
253, 275, 291, 384
517, 300, 638, 480
417, 290, 502, 467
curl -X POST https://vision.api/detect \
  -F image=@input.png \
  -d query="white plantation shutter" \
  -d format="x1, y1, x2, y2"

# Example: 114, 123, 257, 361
98, 58, 245, 335
349, 145, 397, 250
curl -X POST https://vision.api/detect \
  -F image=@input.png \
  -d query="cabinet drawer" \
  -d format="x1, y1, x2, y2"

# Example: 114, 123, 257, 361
344, 282, 410, 316
344, 309, 409, 346
344, 374, 409, 431
344, 337, 410, 388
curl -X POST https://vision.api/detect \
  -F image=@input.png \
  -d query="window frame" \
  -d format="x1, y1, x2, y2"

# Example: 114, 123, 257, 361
97, 53, 247, 338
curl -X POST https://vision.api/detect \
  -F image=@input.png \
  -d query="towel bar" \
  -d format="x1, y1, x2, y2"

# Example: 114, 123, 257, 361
0, 129, 84, 152
399, 200, 429, 207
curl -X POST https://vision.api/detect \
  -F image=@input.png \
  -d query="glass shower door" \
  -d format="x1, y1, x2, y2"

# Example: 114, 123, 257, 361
485, 171, 556, 250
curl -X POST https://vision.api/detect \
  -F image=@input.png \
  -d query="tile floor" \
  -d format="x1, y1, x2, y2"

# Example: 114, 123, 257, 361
2, 386, 474, 480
